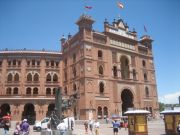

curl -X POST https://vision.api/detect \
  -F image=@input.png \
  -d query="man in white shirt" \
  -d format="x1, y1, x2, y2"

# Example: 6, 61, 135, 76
94, 120, 100, 135
57, 120, 67, 135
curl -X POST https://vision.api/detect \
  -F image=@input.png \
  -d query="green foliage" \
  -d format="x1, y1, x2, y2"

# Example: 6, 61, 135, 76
159, 102, 165, 112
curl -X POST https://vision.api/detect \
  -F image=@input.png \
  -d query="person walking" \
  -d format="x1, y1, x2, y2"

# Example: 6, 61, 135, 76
94, 120, 100, 135
21, 119, 30, 135
70, 120, 74, 130
89, 119, 94, 134
13, 121, 21, 135
3, 119, 10, 135
124, 119, 128, 130
112, 120, 120, 135
84, 121, 88, 134
57, 120, 68, 135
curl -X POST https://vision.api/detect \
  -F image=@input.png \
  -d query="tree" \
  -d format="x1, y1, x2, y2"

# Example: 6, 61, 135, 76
159, 102, 165, 112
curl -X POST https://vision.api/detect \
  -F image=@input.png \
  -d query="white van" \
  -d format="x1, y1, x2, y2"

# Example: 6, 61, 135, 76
33, 117, 75, 131
33, 117, 50, 131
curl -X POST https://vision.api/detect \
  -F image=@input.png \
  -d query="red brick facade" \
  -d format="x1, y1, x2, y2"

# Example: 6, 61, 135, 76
0, 15, 159, 121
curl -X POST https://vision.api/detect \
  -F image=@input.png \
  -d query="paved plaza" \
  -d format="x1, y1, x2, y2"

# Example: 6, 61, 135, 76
0, 119, 165, 135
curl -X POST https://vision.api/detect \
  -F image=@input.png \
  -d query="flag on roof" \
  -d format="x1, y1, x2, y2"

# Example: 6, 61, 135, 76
117, 1, 124, 9
85, 6, 93, 9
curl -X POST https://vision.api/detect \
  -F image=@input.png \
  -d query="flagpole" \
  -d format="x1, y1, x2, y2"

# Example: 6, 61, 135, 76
117, 1, 124, 19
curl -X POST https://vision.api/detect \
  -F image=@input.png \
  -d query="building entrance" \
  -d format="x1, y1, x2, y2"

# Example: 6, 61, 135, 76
0, 103, 10, 117
46, 103, 55, 117
22, 103, 36, 125
121, 89, 134, 115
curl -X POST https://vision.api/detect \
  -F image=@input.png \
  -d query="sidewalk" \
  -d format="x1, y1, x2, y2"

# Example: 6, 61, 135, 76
0, 119, 165, 135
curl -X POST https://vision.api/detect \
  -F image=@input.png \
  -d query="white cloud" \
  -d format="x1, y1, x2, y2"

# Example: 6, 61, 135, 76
159, 92, 180, 104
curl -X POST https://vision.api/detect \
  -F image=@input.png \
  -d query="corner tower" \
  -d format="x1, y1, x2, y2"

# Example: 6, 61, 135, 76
76, 14, 95, 32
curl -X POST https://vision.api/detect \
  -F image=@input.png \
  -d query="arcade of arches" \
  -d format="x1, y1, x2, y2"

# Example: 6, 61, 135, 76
0, 89, 154, 121
0, 102, 56, 122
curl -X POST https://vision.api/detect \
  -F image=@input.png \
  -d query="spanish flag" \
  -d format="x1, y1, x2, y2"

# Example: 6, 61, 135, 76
117, 1, 124, 9
85, 6, 93, 9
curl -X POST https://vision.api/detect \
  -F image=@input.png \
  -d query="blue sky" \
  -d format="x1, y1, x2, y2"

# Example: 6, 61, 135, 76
0, 0, 180, 104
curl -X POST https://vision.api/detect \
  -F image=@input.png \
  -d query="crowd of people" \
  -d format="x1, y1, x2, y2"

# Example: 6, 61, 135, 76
84, 119, 100, 135
83, 118, 128, 135
1, 114, 30, 135
12, 119, 30, 135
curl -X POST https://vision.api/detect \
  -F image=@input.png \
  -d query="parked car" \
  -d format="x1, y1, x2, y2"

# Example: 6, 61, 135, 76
33, 116, 75, 131
33, 117, 50, 131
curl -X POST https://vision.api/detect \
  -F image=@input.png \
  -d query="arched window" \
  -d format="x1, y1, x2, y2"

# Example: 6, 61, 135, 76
144, 73, 148, 81
46, 74, 51, 82
33, 87, 38, 95
99, 82, 104, 94
14, 73, 19, 82
6, 87, 12, 95
27, 73, 32, 82
53, 74, 58, 82
26, 87, 31, 95
13, 59, 16, 66
32, 60, 35, 66
97, 106, 102, 119
120, 56, 130, 79
7, 73, 13, 82
34, 73, 39, 82
46, 88, 51, 95
73, 84, 77, 92
53, 88, 56, 95
142, 60, 146, 67
113, 66, 117, 77
133, 69, 136, 80
145, 87, 149, 97
51, 61, 54, 67
98, 50, 103, 58
103, 107, 108, 118
56, 62, 59, 67
13, 87, 18, 94
99, 65, 103, 75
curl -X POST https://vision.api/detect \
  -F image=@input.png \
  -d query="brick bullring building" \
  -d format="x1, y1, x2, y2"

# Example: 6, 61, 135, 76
0, 15, 159, 121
